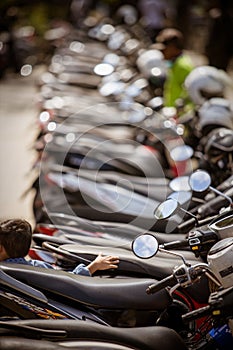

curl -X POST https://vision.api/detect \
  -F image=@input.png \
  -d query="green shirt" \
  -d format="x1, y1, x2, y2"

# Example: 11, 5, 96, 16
164, 54, 194, 107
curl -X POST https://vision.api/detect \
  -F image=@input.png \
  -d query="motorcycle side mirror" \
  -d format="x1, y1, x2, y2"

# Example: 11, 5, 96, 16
169, 176, 191, 192
189, 170, 211, 192
170, 145, 194, 162
132, 233, 188, 264
168, 191, 192, 205
132, 234, 159, 259
154, 198, 178, 220
94, 63, 114, 76
189, 170, 233, 207
155, 196, 199, 226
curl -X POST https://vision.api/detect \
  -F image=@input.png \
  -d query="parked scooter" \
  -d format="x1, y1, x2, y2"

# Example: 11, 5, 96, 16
0, 321, 188, 350
33, 168, 233, 245
31, 194, 233, 276
0, 276, 187, 350
0, 262, 186, 328
0, 270, 187, 350
28, 169, 233, 278
1, 231, 231, 348
132, 234, 233, 349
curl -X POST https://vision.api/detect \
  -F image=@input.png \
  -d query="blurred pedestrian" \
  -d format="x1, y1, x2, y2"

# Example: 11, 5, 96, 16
154, 28, 194, 107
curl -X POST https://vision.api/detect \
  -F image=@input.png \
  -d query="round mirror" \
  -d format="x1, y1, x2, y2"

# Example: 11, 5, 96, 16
132, 234, 159, 259
94, 63, 114, 76
99, 81, 125, 96
154, 198, 178, 220
170, 145, 194, 162
169, 176, 190, 192
103, 53, 120, 67
189, 170, 211, 192
168, 191, 192, 205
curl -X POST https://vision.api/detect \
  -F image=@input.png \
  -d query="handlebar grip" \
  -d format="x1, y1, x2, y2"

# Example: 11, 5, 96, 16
217, 175, 233, 192
162, 240, 189, 250
182, 305, 211, 323
146, 274, 177, 294
177, 217, 196, 233
198, 187, 233, 218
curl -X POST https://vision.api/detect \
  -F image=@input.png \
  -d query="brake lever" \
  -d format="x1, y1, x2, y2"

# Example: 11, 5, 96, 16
173, 263, 209, 289
173, 264, 193, 288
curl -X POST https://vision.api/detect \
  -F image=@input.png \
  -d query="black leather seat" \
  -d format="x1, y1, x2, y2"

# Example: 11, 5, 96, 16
1, 319, 188, 350
0, 264, 171, 310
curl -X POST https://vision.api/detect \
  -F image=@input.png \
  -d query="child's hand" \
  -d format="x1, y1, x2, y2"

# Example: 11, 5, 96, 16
87, 253, 119, 275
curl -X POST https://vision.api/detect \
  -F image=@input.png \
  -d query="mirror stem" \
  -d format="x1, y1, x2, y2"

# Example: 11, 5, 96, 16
209, 186, 233, 207
159, 248, 187, 265
179, 208, 199, 226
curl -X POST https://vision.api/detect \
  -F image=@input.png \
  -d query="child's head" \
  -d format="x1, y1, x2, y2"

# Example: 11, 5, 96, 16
0, 219, 32, 260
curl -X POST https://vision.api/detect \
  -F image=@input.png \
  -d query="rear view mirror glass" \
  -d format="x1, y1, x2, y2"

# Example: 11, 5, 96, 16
154, 198, 178, 219
189, 170, 211, 192
132, 234, 159, 259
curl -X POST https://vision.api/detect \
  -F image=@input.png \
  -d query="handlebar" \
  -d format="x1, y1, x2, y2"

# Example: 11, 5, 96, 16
42, 241, 91, 264
182, 305, 211, 323
147, 263, 209, 295
217, 175, 233, 192
146, 274, 177, 294
183, 286, 233, 322
161, 239, 189, 250
197, 187, 233, 218
177, 214, 219, 233
177, 217, 196, 233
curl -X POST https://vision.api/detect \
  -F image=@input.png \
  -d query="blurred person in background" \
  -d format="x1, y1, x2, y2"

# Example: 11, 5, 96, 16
154, 27, 194, 108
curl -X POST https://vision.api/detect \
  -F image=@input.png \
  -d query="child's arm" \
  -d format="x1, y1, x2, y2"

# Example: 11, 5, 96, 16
87, 253, 119, 275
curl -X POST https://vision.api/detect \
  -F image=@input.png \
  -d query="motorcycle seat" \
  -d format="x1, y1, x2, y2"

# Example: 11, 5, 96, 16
59, 243, 202, 279
0, 263, 171, 310
5, 319, 188, 350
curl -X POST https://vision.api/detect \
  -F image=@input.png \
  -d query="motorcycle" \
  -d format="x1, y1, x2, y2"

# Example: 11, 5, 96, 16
1, 215, 232, 347
1, 174, 215, 328
33, 169, 233, 247
0, 261, 185, 328
0, 321, 188, 350
0, 270, 187, 350
131, 233, 233, 349
28, 169, 233, 282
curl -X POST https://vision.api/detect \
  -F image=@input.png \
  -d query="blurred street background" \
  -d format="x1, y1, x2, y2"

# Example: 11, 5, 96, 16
0, 0, 233, 227
0, 66, 44, 226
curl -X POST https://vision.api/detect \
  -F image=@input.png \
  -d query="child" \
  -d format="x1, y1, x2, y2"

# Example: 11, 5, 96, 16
0, 219, 119, 276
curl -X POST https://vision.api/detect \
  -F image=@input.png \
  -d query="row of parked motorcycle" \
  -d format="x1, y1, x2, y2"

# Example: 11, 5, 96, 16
1, 5, 233, 350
